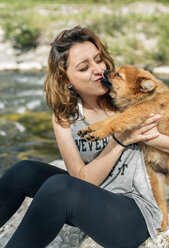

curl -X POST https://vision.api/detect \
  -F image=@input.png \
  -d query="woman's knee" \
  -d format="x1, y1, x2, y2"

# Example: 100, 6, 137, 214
39, 174, 74, 195
38, 174, 84, 205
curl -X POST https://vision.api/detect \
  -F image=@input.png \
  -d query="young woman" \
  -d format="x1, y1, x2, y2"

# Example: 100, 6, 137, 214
1, 26, 168, 248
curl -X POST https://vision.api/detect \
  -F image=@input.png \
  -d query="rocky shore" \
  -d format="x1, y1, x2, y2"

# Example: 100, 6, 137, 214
0, 160, 168, 248
0, 26, 169, 77
0, 27, 49, 71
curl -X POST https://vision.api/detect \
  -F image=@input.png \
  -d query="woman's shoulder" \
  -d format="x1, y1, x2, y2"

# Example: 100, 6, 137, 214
52, 113, 71, 131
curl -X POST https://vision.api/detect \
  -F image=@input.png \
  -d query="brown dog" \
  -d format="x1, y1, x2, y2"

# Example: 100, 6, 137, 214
78, 65, 169, 231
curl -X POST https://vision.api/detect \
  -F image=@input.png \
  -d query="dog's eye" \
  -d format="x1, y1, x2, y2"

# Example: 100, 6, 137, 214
114, 72, 121, 78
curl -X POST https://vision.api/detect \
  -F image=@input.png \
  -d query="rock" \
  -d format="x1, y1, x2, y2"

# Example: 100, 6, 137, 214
0, 2, 169, 73
51, 160, 169, 248
1, 198, 168, 248
79, 237, 102, 248
153, 66, 169, 77
0, 160, 86, 247
50, 159, 67, 170
0, 160, 169, 248
16, 45, 49, 70
121, 2, 169, 15
0, 27, 5, 43
79, 225, 169, 248
17, 61, 42, 71
50, 160, 169, 248
0, 40, 18, 71
0, 197, 86, 248
0, 25, 49, 72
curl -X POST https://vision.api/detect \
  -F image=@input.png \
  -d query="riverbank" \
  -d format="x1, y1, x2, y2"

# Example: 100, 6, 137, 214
0, 1, 169, 75
0, 71, 63, 176
0, 36, 169, 77
0, 27, 49, 71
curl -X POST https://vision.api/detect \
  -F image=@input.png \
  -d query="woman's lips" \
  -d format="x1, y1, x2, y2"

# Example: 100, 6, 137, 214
95, 74, 103, 81
95, 77, 103, 81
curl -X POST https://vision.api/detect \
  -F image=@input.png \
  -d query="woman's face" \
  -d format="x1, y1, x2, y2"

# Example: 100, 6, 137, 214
66, 41, 108, 99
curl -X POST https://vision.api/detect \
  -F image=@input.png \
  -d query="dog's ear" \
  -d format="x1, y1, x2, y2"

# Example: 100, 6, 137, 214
139, 78, 156, 92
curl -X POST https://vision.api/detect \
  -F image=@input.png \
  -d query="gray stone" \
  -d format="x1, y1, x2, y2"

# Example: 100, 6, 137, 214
51, 161, 169, 248
0, 160, 168, 248
0, 197, 86, 248
79, 225, 169, 248
153, 66, 169, 76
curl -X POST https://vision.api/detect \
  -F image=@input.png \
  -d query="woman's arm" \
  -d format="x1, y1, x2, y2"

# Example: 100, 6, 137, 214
135, 113, 169, 153
52, 114, 160, 186
142, 125, 169, 153
144, 134, 169, 153
52, 114, 124, 186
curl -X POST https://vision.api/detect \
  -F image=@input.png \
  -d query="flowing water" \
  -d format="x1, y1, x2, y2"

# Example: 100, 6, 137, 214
0, 71, 61, 176
0, 71, 169, 177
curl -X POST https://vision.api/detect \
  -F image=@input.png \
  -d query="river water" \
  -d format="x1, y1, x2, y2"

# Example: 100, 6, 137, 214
0, 71, 61, 176
0, 71, 169, 177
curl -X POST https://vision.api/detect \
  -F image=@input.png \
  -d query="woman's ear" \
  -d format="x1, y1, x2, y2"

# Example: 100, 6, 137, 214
67, 85, 73, 91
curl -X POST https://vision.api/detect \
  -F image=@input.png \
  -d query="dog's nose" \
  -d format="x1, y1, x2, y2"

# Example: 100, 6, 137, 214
103, 70, 109, 79
101, 70, 112, 89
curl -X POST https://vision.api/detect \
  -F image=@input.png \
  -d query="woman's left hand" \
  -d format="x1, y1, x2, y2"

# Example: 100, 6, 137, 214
141, 113, 161, 144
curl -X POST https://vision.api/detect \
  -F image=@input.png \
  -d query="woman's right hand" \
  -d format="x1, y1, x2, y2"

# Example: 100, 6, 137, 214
114, 113, 161, 146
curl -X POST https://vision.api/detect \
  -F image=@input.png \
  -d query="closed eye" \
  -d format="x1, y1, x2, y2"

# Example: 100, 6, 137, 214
96, 58, 103, 63
79, 59, 102, 72
114, 72, 121, 78
80, 66, 88, 72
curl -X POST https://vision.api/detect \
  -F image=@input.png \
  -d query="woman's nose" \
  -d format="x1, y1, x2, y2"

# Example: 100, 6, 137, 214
92, 62, 103, 74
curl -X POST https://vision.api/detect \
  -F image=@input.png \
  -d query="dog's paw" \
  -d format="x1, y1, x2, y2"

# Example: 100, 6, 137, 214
77, 130, 88, 137
84, 133, 100, 142
77, 127, 92, 137
85, 127, 112, 141
83, 129, 106, 141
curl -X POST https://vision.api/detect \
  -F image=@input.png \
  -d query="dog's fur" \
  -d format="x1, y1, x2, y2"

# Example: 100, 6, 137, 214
78, 65, 169, 231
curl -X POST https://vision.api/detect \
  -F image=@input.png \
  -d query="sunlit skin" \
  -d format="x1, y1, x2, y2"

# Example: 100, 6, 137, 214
66, 41, 114, 123
66, 41, 108, 102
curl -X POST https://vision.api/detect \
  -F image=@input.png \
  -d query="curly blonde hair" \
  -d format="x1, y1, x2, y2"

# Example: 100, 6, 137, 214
44, 25, 116, 125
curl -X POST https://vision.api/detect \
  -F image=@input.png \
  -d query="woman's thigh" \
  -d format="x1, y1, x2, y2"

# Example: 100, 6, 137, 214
32, 174, 149, 248
61, 176, 149, 248
4, 174, 149, 248
0, 160, 68, 197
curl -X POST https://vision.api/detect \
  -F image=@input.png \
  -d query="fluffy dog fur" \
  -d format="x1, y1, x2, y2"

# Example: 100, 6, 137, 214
78, 65, 169, 231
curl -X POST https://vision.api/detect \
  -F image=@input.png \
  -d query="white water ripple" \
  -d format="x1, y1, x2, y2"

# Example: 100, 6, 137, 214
17, 90, 43, 97
16, 106, 26, 114
26, 100, 41, 110
0, 130, 6, 136
14, 122, 26, 132
16, 76, 45, 85
0, 102, 5, 109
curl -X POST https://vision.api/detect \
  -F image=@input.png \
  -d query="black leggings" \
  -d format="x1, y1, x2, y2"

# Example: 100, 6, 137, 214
0, 160, 149, 248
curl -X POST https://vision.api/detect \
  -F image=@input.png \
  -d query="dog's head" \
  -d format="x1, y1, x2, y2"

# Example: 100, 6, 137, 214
101, 65, 158, 111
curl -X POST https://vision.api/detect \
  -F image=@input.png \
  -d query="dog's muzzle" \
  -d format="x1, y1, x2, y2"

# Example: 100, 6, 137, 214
100, 70, 112, 91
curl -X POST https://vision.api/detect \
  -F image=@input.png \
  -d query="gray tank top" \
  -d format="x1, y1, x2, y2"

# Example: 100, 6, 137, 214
70, 98, 163, 239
